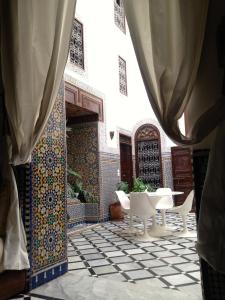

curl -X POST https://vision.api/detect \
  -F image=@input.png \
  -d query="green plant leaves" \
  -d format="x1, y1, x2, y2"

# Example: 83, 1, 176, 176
67, 168, 97, 203
132, 178, 155, 192
116, 181, 129, 193
67, 168, 82, 179
132, 178, 146, 192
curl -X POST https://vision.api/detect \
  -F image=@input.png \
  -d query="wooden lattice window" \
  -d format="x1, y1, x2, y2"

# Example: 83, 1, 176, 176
135, 124, 163, 188
119, 56, 127, 96
114, 0, 126, 33
69, 18, 84, 69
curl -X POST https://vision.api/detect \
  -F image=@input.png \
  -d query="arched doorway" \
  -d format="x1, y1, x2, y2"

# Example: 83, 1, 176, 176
135, 124, 162, 188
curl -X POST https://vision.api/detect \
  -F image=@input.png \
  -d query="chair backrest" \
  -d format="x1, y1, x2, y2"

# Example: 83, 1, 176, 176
130, 192, 155, 218
115, 191, 130, 210
181, 190, 194, 213
155, 188, 173, 208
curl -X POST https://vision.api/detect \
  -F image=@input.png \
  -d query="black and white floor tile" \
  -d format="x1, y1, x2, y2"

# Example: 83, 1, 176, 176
11, 213, 200, 299
67, 213, 200, 290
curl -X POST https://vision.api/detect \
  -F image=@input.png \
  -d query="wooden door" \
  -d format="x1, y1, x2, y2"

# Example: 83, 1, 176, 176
171, 146, 195, 211
120, 135, 133, 189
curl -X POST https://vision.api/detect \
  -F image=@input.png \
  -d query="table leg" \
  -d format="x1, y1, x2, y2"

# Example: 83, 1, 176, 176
134, 217, 156, 241
148, 212, 173, 237
161, 210, 166, 227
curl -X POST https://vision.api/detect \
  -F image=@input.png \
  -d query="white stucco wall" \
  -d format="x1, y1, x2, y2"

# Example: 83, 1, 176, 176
65, 0, 176, 153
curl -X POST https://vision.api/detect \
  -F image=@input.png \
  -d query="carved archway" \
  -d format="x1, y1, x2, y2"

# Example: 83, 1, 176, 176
135, 124, 163, 188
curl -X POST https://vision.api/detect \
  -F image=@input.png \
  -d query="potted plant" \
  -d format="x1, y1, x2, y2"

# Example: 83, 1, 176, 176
132, 177, 156, 192
145, 183, 156, 192
132, 177, 146, 192
79, 189, 98, 203
116, 181, 129, 193
67, 182, 76, 199
67, 168, 82, 199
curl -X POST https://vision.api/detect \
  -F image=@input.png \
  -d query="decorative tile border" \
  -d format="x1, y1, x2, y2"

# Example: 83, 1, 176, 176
15, 164, 33, 289
31, 262, 68, 290
67, 221, 86, 233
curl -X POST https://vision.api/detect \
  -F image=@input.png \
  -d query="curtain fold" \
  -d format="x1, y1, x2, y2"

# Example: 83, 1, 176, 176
196, 120, 225, 273
0, 0, 76, 271
124, 0, 225, 272
124, 0, 225, 145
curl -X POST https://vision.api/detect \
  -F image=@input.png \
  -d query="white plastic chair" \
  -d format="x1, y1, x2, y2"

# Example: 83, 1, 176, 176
167, 190, 195, 236
115, 191, 130, 212
115, 191, 135, 234
155, 188, 173, 229
130, 192, 156, 241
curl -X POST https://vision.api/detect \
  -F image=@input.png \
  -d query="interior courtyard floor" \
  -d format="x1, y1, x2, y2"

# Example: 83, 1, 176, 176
11, 213, 202, 300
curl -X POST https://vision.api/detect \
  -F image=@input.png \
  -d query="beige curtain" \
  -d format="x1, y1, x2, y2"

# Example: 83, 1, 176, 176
124, 0, 225, 145
124, 0, 225, 272
0, 0, 76, 271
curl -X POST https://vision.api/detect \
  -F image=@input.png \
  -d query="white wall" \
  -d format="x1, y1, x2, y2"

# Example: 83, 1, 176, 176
65, 0, 175, 152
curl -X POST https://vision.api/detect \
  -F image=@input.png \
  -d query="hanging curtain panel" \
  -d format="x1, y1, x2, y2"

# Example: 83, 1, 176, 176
0, 0, 76, 271
124, 0, 225, 273
1, 0, 76, 165
124, 0, 225, 145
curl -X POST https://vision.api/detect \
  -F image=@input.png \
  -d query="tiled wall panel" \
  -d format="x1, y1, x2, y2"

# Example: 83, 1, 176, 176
67, 122, 100, 202
162, 152, 174, 190
99, 152, 120, 220
28, 82, 67, 289
66, 122, 100, 229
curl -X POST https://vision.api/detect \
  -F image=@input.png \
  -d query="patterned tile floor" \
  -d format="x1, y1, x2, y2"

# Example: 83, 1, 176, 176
12, 213, 201, 299
67, 213, 200, 290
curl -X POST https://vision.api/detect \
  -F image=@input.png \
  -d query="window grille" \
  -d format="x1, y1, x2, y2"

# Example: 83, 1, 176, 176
119, 56, 127, 95
114, 0, 126, 33
69, 18, 84, 69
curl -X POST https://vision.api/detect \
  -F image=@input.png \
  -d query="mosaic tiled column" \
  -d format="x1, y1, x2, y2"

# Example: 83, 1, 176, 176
99, 152, 120, 221
24, 82, 67, 289
162, 152, 174, 189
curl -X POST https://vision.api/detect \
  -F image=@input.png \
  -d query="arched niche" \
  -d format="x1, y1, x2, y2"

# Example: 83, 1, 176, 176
135, 124, 163, 188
